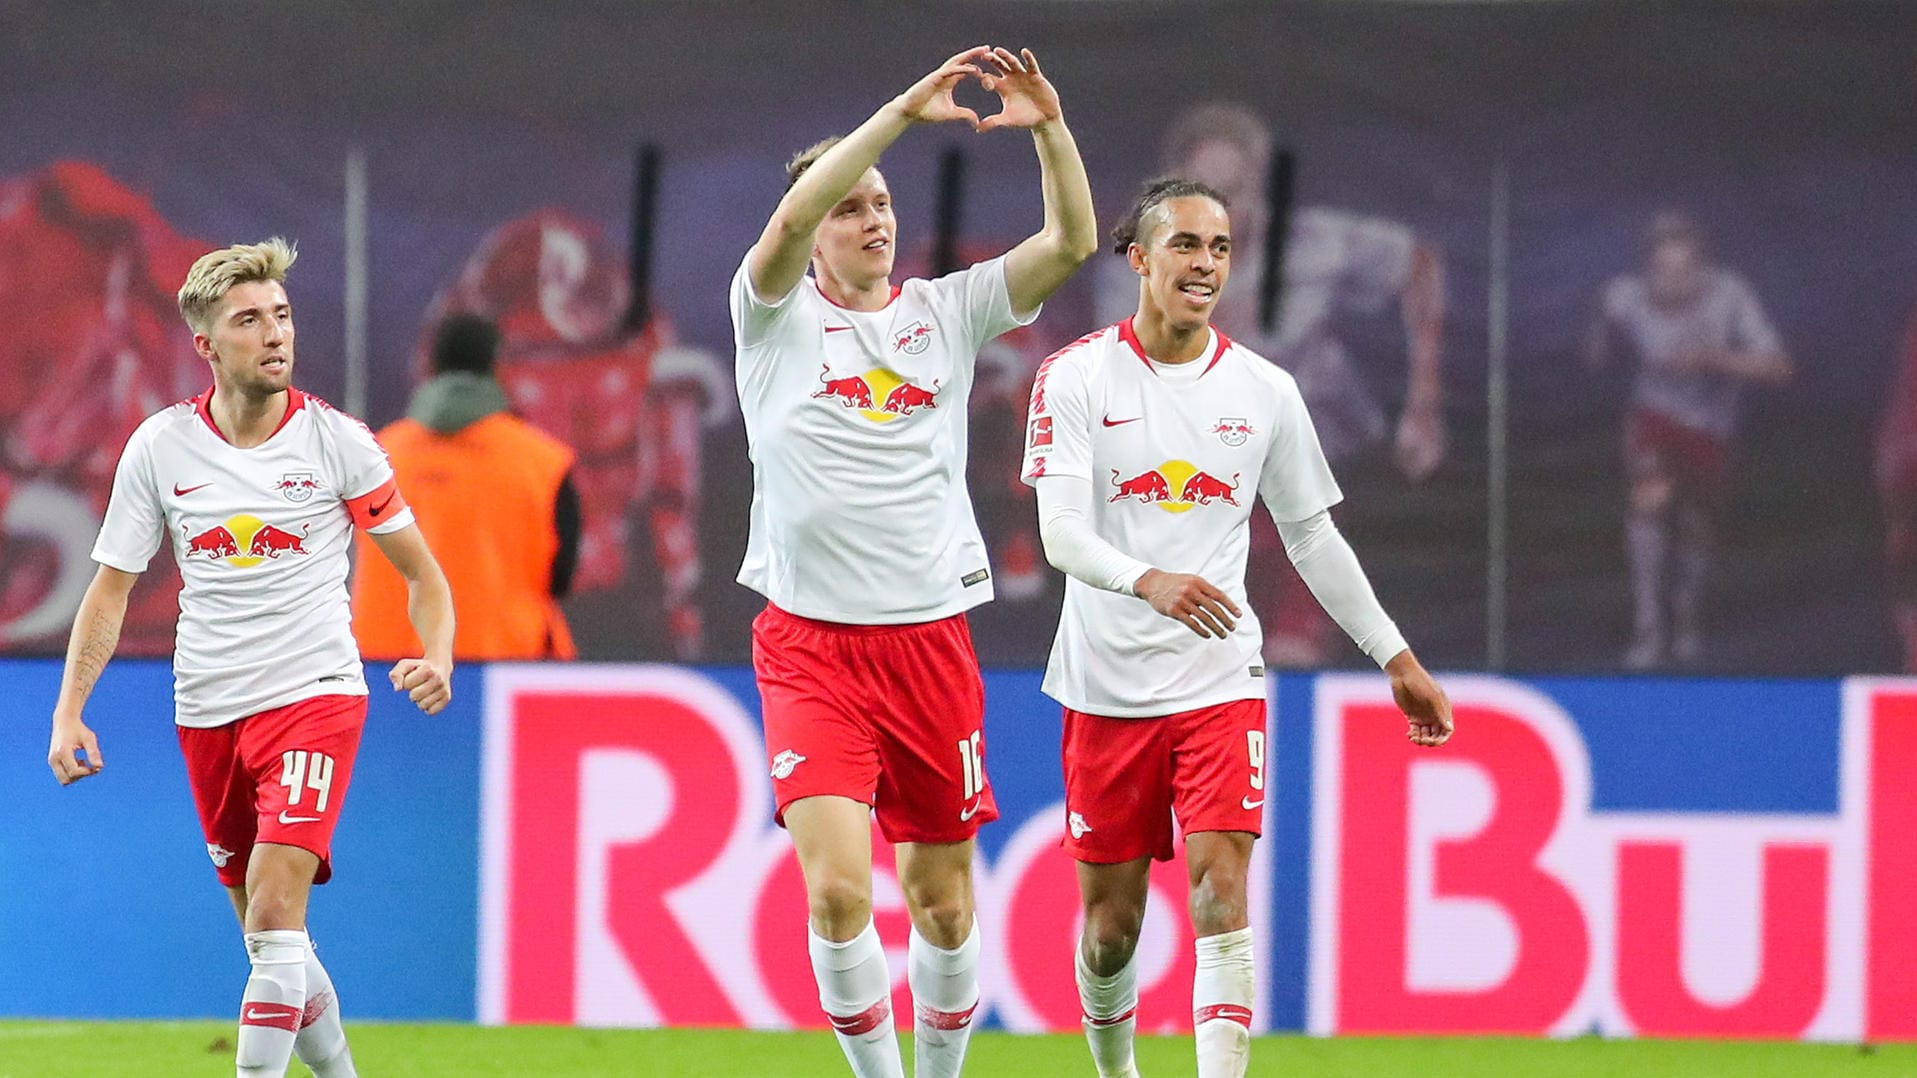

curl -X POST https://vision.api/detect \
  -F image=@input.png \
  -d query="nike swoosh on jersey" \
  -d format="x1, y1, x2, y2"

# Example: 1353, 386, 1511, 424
173, 482, 213, 496
368, 493, 396, 518
959, 798, 984, 821
824, 324, 853, 333
278, 811, 322, 824
1241, 796, 1265, 811
1101, 415, 1142, 427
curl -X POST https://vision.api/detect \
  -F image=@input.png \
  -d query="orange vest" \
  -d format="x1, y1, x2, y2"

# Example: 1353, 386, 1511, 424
352, 413, 577, 660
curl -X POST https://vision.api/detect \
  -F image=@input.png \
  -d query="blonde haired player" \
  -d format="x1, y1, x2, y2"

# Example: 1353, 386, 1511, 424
1025, 182, 1452, 1078
47, 238, 455, 1078
732, 46, 1095, 1078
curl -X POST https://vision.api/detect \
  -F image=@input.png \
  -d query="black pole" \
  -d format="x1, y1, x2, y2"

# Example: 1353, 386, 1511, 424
624, 142, 660, 334
932, 145, 966, 279
1259, 147, 1295, 336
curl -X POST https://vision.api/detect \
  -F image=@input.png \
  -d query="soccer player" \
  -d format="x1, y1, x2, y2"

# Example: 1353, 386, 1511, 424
1096, 102, 1449, 668
1585, 212, 1790, 669
731, 46, 1095, 1078
1023, 181, 1453, 1078
45, 239, 454, 1078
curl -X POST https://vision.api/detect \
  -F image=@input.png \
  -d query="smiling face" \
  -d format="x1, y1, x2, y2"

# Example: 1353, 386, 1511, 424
1129, 194, 1232, 334
811, 168, 896, 293
196, 279, 294, 399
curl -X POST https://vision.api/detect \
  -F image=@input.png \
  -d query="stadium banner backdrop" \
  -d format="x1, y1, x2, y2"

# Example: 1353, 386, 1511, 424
3, 4, 1915, 675
5, 658, 1915, 1043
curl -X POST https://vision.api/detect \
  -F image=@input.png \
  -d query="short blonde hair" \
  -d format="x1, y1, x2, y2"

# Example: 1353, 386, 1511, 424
785, 136, 847, 190
177, 237, 298, 334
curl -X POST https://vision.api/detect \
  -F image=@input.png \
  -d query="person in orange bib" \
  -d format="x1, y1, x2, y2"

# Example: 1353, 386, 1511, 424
352, 315, 580, 660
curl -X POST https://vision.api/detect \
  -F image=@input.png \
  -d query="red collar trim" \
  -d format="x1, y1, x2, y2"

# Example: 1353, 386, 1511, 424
196, 386, 304, 445
815, 279, 902, 312
1118, 318, 1232, 376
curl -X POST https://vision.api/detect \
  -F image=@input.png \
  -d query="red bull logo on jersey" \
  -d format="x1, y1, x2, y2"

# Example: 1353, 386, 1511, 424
811, 364, 941, 424
275, 471, 322, 503
1108, 461, 1242, 513
892, 321, 934, 355
182, 515, 311, 567
1211, 417, 1255, 447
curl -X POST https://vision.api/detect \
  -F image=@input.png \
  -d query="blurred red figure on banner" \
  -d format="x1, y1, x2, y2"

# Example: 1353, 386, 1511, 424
420, 209, 729, 659
0, 160, 207, 653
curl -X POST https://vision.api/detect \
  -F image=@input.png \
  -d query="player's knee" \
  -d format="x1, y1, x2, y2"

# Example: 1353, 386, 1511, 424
1630, 475, 1672, 514
241, 889, 303, 933
806, 875, 872, 936
1189, 864, 1249, 936
1081, 902, 1144, 975
905, 892, 973, 949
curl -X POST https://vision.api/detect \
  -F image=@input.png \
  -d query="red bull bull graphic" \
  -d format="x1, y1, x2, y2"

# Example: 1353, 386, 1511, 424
182, 524, 239, 559
892, 321, 934, 355
182, 515, 312, 567
1209, 418, 1255, 447
273, 471, 321, 503
1109, 460, 1241, 512
811, 365, 940, 424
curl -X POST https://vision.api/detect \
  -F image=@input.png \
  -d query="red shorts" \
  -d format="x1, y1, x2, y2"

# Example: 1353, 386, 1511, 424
1061, 699, 1268, 864
176, 694, 367, 887
1626, 409, 1729, 502
752, 604, 998, 845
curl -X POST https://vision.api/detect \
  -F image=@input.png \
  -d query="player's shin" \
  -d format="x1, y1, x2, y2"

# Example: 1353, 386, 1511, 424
1192, 927, 1255, 1078
293, 939, 357, 1078
237, 929, 309, 1077
1076, 946, 1141, 1078
809, 920, 906, 1078
908, 920, 980, 1078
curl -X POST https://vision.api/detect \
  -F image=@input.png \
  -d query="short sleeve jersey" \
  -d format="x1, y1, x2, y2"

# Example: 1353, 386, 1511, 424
92, 388, 415, 727
1022, 319, 1341, 717
1602, 267, 1784, 438
730, 253, 1038, 624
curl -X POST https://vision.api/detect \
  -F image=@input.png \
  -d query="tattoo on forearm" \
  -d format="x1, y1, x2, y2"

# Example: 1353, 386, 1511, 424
64, 603, 122, 704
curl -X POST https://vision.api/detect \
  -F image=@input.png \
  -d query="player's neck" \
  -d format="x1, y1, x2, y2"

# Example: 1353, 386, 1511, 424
1131, 307, 1212, 365
814, 263, 893, 312
208, 383, 290, 449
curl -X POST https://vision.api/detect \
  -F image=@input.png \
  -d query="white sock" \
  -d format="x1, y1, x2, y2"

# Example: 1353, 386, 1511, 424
1076, 946, 1140, 1078
809, 921, 904, 1078
1193, 927, 1255, 1078
908, 921, 980, 1078
294, 940, 357, 1077
237, 929, 308, 1077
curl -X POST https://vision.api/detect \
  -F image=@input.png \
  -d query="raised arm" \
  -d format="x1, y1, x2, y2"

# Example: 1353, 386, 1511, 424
48, 565, 139, 784
985, 48, 1099, 315
367, 523, 455, 715
748, 47, 991, 301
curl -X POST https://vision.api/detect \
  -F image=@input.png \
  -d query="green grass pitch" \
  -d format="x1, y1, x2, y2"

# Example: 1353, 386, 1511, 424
1, 1023, 1914, 1077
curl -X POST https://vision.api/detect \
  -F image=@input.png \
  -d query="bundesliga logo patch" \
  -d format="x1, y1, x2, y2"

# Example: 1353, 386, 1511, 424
769, 750, 806, 781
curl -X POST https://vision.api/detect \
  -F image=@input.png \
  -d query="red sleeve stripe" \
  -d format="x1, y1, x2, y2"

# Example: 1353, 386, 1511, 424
345, 477, 406, 530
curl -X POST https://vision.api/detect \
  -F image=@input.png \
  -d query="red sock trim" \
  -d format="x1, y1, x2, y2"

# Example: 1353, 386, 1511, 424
240, 1003, 303, 1033
1084, 1007, 1137, 1028
1194, 1003, 1253, 1028
827, 999, 892, 1037
916, 1001, 978, 1031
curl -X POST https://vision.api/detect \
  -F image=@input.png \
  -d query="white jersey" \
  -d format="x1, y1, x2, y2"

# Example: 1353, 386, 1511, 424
1096, 206, 1418, 462
1022, 320, 1341, 717
1600, 267, 1783, 438
730, 253, 1037, 624
92, 388, 415, 727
